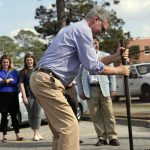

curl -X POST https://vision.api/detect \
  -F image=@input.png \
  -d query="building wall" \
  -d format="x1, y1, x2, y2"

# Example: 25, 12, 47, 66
128, 38, 150, 63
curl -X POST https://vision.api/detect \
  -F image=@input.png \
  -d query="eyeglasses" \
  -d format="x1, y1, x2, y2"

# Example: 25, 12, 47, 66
96, 17, 106, 33
101, 22, 106, 33
98, 19, 106, 33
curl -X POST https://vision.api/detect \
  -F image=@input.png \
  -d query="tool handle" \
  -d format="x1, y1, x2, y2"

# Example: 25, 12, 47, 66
119, 39, 128, 65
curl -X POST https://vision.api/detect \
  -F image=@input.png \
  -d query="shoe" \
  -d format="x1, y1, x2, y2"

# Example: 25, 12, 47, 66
38, 135, 43, 140
2, 138, 7, 143
33, 136, 39, 141
95, 139, 107, 146
109, 139, 120, 146
79, 140, 84, 144
16, 137, 24, 141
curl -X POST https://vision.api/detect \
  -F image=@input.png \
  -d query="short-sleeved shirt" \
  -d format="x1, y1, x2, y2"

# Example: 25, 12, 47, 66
19, 69, 34, 97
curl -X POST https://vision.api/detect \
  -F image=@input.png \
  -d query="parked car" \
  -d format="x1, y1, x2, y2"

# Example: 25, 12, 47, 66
115, 63, 150, 101
77, 98, 89, 118
0, 89, 89, 129
76, 87, 89, 120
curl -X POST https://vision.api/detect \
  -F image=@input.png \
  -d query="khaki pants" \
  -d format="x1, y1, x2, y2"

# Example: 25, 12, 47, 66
30, 71, 79, 150
87, 86, 117, 140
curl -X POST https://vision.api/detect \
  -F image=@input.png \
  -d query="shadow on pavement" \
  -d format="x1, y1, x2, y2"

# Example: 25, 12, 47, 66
0, 141, 52, 148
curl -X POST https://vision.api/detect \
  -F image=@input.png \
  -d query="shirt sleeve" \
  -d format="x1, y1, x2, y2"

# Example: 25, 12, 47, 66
9, 69, 19, 85
74, 26, 105, 74
76, 66, 84, 96
19, 69, 25, 83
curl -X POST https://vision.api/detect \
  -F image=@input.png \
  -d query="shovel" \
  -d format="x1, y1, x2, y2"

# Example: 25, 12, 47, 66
120, 39, 134, 150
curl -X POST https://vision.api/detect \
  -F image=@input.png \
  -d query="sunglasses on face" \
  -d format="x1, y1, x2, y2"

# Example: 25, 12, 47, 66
101, 22, 106, 33
96, 17, 106, 33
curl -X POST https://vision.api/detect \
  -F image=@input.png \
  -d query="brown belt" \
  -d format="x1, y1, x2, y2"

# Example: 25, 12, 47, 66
34, 67, 59, 79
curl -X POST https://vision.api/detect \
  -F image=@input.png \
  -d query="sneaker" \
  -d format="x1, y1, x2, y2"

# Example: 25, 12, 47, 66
33, 136, 39, 141
38, 135, 43, 140
16, 137, 24, 141
95, 139, 107, 146
109, 139, 120, 146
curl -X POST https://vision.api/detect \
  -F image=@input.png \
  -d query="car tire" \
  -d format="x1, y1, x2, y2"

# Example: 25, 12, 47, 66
76, 104, 83, 121
7, 112, 22, 130
7, 114, 12, 130
113, 96, 120, 102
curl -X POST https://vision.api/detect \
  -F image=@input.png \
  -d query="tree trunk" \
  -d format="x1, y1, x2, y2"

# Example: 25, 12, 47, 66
56, 0, 66, 29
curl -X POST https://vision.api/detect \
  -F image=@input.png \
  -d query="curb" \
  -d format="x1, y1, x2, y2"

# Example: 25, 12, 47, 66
82, 115, 150, 128
116, 118, 150, 128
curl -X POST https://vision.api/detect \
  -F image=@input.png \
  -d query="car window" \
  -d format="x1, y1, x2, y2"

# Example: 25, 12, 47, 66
136, 64, 150, 75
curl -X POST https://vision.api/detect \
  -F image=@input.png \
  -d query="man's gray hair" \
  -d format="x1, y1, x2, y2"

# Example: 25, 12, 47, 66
85, 6, 110, 23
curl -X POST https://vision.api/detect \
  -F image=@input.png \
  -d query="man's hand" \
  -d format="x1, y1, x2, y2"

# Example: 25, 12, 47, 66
115, 65, 130, 76
115, 47, 129, 63
79, 92, 87, 100
110, 91, 116, 98
100, 47, 129, 65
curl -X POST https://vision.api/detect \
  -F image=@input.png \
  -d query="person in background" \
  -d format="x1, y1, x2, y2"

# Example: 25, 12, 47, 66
0, 54, 24, 143
19, 52, 43, 141
29, 6, 130, 150
65, 80, 84, 144
77, 37, 120, 146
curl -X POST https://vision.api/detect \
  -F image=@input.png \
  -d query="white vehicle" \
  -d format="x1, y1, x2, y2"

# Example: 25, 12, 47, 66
115, 63, 150, 101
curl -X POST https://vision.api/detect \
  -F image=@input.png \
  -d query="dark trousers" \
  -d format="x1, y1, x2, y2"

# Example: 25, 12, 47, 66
64, 93, 78, 117
0, 92, 20, 135
1, 112, 19, 135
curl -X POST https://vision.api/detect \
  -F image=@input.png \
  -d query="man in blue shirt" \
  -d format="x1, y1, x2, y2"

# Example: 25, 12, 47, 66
30, 6, 130, 150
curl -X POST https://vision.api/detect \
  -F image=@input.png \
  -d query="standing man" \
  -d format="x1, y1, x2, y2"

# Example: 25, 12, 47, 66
29, 6, 130, 150
77, 37, 120, 146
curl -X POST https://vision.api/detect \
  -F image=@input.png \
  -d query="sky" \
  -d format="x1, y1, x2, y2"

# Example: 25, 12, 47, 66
0, 0, 150, 38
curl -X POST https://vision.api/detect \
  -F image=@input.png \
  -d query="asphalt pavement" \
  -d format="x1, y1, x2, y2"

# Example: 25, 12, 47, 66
0, 100, 150, 150
0, 121, 150, 150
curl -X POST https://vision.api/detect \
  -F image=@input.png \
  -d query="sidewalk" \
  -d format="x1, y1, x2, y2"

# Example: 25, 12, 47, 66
83, 101, 150, 128
113, 101, 150, 128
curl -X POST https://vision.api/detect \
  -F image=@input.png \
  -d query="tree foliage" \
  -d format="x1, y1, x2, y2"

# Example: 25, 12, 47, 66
99, 10, 131, 54
34, 0, 132, 54
34, 0, 94, 37
35, 5, 60, 37
14, 30, 37, 51
0, 36, 18, 59
14, 30, 45, 61
129, 45, 140, 60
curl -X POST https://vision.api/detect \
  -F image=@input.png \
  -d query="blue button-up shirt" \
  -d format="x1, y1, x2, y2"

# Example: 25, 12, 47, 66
37, 19, 105, 86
